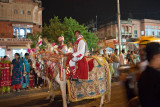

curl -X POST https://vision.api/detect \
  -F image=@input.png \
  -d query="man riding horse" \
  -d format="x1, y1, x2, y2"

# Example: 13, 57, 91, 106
66, 30, 88, 81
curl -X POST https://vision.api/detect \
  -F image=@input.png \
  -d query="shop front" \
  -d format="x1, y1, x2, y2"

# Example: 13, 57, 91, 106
0, 38, 32, 60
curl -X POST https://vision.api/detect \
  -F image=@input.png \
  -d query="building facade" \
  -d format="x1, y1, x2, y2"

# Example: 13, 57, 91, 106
141, 19, 160, 38
97, 18, 160, 49
0, 0, 42, 60
97, 19, 142, 40
97, 18, 160, 40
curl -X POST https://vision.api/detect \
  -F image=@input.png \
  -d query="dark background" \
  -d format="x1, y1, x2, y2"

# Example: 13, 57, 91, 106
41, 0, 160, 25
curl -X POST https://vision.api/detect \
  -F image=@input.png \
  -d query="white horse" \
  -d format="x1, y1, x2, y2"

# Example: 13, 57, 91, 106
28, 44, 108, 107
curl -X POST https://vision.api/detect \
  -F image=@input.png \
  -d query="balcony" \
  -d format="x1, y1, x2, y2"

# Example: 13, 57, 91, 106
0, 38, 32, 46
13, 35, 27, 39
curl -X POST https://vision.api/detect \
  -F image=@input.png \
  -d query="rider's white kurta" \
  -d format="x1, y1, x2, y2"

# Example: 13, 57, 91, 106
69, 36, 86, 66
61, 45, 68, 54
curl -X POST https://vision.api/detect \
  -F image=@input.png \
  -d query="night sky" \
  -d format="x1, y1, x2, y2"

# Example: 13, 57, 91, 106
41, 0, 160, 25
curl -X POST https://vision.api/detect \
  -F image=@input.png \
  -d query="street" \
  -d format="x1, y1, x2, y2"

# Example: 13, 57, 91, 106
0, 82, 128, 107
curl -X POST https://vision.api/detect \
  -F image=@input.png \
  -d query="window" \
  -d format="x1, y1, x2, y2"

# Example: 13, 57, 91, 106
27, 28, 32, 34
14, 10, 18, 14
20, 10, 24, 14
20, 28, 26, 38
145, 25, 148, 29
152, 26, 154, 29
145, 30, 148, 36
0, 48, 5, 58
121, 27, 125, 33
134, 30, 138, 38
27, 11, 31, 15
13, 27, 19, 38
155, 30, 158, 36
141, 31, 144, 35
134, 25, 137, 29
152, 31, 155, 36
148, 26, 151, 29
155, 26, 158, 29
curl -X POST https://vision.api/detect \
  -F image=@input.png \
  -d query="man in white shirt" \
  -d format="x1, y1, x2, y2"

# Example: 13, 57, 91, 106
111, 49, 120, 78
68, 30, 88, 80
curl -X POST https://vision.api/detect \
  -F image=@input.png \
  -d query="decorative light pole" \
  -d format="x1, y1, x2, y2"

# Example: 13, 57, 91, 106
117, 0, 122, 55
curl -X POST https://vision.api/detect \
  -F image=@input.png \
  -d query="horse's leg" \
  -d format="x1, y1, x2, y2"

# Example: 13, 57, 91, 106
100, 95, 105, 107
55, 72, 67, 107
50, 80, 55, 102
44, 76, 54, 101
66, 94, 70, 104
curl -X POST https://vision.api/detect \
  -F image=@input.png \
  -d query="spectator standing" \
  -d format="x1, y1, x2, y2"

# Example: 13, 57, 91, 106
103, 50, 112, 62
138, 42, 160, 107
103, 49, 114, 77
120, 49, 125, 66
126, 50, 130, 64
133, 50, 140, 64
111, 49, 120, 79
22, 53, 32, 89
0, 56, 11, 94
129, 51, 135, 65
11, 53, 24, 92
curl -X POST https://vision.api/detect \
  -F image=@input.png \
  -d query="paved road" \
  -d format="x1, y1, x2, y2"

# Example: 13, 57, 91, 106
0, 82, 128, 107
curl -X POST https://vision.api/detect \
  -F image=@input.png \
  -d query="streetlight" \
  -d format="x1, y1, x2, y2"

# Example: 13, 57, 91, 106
117, 0, 122, 55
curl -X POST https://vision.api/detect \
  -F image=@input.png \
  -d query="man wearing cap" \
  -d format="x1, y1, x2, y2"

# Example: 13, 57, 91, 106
138, 42, 160, 107
57, 36, 68, 54
66, 30, 88, 81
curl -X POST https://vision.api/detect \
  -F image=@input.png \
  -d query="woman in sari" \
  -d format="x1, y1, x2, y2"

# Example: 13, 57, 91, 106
11, 53, 24, 92
0, 56, 11, 94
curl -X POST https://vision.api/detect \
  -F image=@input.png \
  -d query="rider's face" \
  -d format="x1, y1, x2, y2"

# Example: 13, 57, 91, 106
58, 41, 63, 45
75, 32, 79, 39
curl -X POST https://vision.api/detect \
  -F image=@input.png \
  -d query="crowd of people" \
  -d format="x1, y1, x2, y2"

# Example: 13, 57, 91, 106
0, 53, 45, 94
91, 42, 160, 107
95, 48, 141, 81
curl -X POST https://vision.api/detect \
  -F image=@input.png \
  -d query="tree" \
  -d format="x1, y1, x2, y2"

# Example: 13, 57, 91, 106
43, 16, 99, 49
